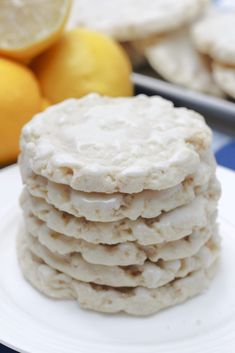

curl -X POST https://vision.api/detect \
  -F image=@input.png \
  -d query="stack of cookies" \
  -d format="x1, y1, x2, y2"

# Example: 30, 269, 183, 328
18, 94, 221, 315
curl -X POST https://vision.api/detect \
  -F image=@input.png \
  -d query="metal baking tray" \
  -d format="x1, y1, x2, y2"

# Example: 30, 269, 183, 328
133, 73, 235, 136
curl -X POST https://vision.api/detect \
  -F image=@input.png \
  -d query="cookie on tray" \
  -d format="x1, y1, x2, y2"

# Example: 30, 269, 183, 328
212, 63, 235, 99
145, 28, 223, 96
192, 12, 235, 66
67, 0, 209, 41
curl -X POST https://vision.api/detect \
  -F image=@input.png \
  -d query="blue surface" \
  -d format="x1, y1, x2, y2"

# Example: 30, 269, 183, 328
216, 142, 235, 170
212, 131, 235, 171
0, 346, 17, 353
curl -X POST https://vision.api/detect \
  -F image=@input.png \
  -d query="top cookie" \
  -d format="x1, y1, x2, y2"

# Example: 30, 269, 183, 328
68, 0, 209, 41
20, 94, 212, 194
192, 12, 235, 66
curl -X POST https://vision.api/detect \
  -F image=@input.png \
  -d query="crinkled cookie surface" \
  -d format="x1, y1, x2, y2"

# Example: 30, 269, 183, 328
21, 94, 211, 194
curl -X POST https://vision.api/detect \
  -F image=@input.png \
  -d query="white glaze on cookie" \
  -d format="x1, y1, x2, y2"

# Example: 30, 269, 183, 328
20, 94, 212, 193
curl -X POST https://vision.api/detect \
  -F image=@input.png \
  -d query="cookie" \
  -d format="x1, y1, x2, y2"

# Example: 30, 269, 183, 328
192, 12, 235, 66
145, 28, 223, 96
24, 226, 219, 289
19, 153, 216, 221
20, 181, 220, 246
24, 209, 216, 266
67, 0, 209, 41
212, 62, 235, 99
20, 94, 212, 194
17, 231, 219, 315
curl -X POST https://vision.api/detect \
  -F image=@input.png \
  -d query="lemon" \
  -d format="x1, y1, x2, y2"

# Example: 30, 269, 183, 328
41, 97, 51, 111
0, 58, 42, 164
0, 0, 71, 61
32, 28, 133, 103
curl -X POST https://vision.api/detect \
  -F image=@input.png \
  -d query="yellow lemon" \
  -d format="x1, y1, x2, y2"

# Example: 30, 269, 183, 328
0, 0, 71, 61
41, 97, 51, 111
0, 58, 42, 164
32, 28, 133, 103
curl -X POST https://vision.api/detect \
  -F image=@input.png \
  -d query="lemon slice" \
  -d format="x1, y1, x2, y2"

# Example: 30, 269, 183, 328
0, 0, 71, 60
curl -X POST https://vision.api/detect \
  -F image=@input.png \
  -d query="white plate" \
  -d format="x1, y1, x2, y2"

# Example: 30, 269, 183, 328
0, 165, 235, 353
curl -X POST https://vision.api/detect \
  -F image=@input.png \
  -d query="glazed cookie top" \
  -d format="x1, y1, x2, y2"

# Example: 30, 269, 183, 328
68, 0, 209, 41
192, 12, 235, 66
20, 94, 212, 193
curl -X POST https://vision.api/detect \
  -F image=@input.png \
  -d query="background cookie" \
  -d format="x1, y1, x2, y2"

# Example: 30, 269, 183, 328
212, 62, 235, 99
68, 0, 209, 41
192, 12, 235, 66
145, 28, 223, 96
